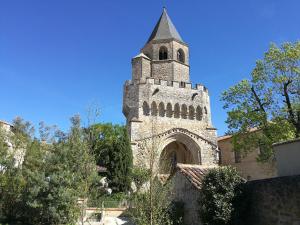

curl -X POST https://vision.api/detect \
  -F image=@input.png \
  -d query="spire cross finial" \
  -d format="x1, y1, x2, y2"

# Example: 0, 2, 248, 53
162, 0, 166, 10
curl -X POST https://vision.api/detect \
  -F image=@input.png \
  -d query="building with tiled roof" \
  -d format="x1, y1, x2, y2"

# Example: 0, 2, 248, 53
171, 163, 217, 225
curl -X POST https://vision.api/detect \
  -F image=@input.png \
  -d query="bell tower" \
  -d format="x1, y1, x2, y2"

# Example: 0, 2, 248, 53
123, 8, 218, 168
132, 8, 190, 83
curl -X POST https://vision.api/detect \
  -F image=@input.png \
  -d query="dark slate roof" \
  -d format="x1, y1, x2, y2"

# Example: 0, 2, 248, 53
146, 8, 183, 44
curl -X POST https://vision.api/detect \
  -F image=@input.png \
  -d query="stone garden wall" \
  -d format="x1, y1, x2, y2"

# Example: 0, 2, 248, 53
241, 175, 300, 225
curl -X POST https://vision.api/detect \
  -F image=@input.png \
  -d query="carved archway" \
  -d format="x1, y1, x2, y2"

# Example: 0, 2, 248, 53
159, 141, 195, 174
135, 128, 218, 174
158, 132, 202, 174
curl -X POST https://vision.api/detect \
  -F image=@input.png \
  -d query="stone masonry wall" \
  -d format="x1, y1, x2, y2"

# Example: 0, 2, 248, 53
124, 78, 213, 138
151, 61, 173, 80
173, 61, 190, 82
172, 172, 202, 225
150, 40, 190, 82
241, 175, 300, 225
123, 76, 217, 166
141, 39, 190, 82
171, 40, 189, 64
131, 56, 151, 81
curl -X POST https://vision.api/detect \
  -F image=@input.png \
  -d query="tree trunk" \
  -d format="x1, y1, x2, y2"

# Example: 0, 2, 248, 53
283, 81, 300, 136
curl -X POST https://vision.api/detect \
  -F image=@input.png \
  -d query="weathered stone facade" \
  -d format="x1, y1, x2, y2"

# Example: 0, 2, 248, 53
241, 175, 300, 225
123, 9, 218, 171
172, 169, 201, 225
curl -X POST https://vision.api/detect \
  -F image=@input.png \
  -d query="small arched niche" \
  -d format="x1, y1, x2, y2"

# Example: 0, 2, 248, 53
189, 105, 195, 120
166, 103, 173, 118
177, 48, 185, 63
142, 101, 150, 116
181, 104, 188, 119
174, 103, 180, 118
151, 101, 158, 116
159, 102, 165, 117
159, 46, 168, 60
196, 106, 203, 121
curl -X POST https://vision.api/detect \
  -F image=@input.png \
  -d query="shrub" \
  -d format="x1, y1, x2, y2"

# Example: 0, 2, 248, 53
199, 166, 245, 225
131, 167, 150, 192
129, 179, 174, 225
0, 116, 98, 225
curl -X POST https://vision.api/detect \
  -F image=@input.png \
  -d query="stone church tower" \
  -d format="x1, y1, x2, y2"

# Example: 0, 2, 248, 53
123, 8, 219, 173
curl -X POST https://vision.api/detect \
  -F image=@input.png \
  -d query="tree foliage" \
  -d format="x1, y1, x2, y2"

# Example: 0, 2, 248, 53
130, 179, 174, 225
199, 166, 245, 225
222, 42, 300, 161
0, 116, 98, 225
131, 167, 150, 192
90, 123, 133, 192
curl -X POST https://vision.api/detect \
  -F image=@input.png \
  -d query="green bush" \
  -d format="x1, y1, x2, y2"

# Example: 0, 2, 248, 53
129, 179, 174, 225
131, 167, 150, 192
199, 166, 245, 225
0, 116, 98, 225
89, 192, 128, 208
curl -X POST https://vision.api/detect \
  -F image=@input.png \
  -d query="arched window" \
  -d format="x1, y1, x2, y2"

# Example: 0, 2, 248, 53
142, 101, 150, 116
181, 104, 187, 119
159, 102, 165, 117
204, 106, 208, 114
177, 49, 185, 63
151, 101, 158, 116
166, 103, 172, 118
174, 103, 180, 118
159, 46, 168, 60
196, 106, 203, 121
189, 106, 195, 120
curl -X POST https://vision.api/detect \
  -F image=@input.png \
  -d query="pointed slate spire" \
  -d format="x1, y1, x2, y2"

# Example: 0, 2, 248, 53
146, 8, 183, 43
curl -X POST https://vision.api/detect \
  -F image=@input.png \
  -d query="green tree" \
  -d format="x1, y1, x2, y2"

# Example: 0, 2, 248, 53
130, 179, 174, 225
90, 123, 132, 192
0, 116, 98, 225
199, 166, 245, 225
222, 42, 300, 161
0, 117, 33, 222
131, 167, 150, 192
33, 115, 98, 225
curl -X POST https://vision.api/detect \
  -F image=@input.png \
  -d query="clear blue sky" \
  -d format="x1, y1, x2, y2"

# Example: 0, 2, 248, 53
1, 0, 299, 135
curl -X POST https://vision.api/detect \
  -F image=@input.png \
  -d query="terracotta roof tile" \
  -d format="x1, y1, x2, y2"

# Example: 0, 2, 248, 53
176, 163, 217, 190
